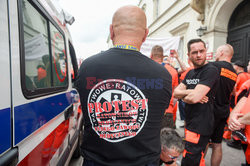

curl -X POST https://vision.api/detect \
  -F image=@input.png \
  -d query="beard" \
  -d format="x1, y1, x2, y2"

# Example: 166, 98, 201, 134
192, 58, 206, 68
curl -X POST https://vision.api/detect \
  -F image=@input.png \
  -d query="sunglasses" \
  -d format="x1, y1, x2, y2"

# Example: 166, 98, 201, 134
161, 154, 178, 165
168, 154, 178, 160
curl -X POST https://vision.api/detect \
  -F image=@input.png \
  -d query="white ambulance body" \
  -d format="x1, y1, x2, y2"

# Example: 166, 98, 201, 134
0, 0, 82, 165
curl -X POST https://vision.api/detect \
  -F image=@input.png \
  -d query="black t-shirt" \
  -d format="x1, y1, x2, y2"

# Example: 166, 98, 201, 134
245, 88, 250, 97
75, 47, 172, 166
212, 61, 237, 118
183, 63, 219, 135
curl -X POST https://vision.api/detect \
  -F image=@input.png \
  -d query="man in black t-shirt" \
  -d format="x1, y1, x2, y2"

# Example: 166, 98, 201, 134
209, 44, 237, 166
75, 6, 172, 166
174, 39, 219, 166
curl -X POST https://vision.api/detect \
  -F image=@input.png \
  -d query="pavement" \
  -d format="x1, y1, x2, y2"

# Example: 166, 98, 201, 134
69, 109, 246, 166
69, 157, 83, 166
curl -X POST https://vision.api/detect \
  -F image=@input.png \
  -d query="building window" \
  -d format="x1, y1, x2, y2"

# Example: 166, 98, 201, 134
153, 0, 159, 20
178, 37, 185, 64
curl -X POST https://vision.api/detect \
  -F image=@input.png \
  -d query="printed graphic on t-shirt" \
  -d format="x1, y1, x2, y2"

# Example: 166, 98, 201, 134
87, 79, 148, 142
220, 68, 237, 81
186, 79, 199, 85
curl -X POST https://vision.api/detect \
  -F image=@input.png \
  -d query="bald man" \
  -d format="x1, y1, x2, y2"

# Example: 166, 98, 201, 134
209, 44, 237, 166
75, 6, 172, 166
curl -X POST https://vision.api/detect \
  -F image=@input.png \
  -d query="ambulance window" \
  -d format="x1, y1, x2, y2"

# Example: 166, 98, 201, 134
69, 41, 78, 83
50, 23, 68, 87
22, 0, 52, 90
20, 0, 68, 98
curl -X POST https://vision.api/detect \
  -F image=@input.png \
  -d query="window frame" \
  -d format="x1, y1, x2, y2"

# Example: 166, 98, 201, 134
18, 0, 69, 99
68, 41, 78, 83
50, 22, 69, 87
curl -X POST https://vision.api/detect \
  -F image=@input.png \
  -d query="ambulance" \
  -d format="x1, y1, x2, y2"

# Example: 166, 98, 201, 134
0, 0, 83, 165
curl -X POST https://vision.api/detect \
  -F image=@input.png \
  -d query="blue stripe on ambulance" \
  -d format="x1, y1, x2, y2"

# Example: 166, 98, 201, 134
0, 108, 11, 154
14, 92, 72, 145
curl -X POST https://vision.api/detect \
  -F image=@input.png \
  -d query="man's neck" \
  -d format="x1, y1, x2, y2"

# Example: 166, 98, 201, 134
113, 38, 141, 51
152, 58, 162, 63
218, 57, 231, 63
237, 69, 244, 74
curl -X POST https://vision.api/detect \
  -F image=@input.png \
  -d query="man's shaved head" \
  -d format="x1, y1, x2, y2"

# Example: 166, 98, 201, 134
217, 44, 234, 57
110, 5, 148, 49
112, 5, 147, 32
215, 44, 234, 61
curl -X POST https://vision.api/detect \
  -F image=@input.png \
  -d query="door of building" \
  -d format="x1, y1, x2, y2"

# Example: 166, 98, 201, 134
227, 0, 250, 65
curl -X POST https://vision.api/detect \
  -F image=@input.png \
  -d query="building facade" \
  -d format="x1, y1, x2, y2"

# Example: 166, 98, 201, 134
138, 0, 250, 66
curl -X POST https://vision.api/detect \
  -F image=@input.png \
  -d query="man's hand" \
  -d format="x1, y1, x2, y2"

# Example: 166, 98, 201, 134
229, 112, 245, 131
183, 95, 208, 104
173, 83, 188, 99
170, 49, 188, 73
170, 49, 179, 59
228, 96, 248, 131
199, 96, 208, 104
181, 84, 211, 104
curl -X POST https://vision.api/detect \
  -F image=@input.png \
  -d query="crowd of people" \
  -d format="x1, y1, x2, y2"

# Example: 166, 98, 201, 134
75, 5, 250, 166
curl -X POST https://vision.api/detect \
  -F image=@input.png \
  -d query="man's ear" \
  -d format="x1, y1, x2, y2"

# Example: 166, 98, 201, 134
110, 24, 114, 40
220, 49, 224, 56
150, 53, 153, 59
142, 28, 149, 43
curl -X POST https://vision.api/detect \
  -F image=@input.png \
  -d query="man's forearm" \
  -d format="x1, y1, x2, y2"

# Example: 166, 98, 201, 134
183, 92, 201, 104
239, 113, 250, 125
183, 95, 195, 104
174, 89, 193, 100
176, 57, 187, 72
229, 96, 247, 129
230, 96, 247, 118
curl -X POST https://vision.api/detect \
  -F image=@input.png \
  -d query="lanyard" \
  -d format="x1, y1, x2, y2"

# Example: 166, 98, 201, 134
114, 44, 139, 51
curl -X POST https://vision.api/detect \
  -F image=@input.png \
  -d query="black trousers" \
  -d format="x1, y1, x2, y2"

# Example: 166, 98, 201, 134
181, 131, 210, 166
